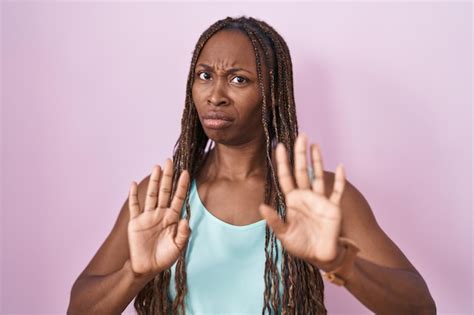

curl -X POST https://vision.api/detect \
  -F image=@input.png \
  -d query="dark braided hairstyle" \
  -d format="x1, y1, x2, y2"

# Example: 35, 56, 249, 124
134, 16, 327, 315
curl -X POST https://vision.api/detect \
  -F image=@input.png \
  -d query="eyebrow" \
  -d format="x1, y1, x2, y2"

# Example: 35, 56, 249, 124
196, 63, 253, 74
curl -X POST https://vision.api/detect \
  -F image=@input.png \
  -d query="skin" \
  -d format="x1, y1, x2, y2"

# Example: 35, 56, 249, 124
191, 29, 273, 226
261, 135, 436, 313
67, 29, 436, 314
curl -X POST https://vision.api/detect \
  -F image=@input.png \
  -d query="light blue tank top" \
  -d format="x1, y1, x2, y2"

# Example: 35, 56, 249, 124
169, 179, 284, 314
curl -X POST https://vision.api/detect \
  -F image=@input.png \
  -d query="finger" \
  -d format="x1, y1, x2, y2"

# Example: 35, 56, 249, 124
276, 143, 295, 195
259, 203, 288, 236
294, 133, 311, 189
158, 159, 174, 208
174, 218, 191, 251
168, 170, 190, 221
310, 143, 325, 195
128, 181, 141, 219
144, 165, 162, 211
329, 164, 346, 206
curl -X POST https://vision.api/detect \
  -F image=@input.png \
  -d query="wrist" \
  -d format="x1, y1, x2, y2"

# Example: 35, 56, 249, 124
317, 243, 347, 273
318, 237, 360, 286
123, 259, 157, 283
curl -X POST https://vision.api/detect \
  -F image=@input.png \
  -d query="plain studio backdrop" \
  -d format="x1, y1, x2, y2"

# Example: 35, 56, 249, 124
1, 1, 472, 314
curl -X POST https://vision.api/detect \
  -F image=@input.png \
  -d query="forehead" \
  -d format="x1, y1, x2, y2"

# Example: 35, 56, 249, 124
196, 29, 257, 69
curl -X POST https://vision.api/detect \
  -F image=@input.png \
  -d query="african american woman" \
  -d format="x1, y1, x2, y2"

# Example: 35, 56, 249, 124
67, 16, 436, 315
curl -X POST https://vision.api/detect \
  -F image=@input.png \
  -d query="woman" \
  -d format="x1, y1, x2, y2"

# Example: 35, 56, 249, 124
68, 16, 436, 314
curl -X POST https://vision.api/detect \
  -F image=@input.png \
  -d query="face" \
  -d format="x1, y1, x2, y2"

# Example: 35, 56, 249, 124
192, 29, 269, 146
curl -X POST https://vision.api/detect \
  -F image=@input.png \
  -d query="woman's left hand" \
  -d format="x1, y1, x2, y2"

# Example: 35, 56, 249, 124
259, 134, 347, 270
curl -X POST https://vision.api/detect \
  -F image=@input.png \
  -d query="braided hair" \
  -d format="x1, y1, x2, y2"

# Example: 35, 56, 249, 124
134, 16, 327, 315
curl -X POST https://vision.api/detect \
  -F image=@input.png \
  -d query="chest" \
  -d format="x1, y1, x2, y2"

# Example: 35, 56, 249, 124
196, 179, 267, 226
168, 209, 284, 314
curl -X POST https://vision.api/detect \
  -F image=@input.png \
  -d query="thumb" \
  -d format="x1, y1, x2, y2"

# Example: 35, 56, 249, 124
174, 219, 191, 250
259, 204, 286, 236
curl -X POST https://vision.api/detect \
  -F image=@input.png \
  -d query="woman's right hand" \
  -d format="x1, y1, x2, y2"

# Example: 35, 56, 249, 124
127, 159, 191, 278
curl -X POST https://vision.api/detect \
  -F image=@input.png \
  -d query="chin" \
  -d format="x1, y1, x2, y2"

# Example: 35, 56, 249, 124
200, 123, 258, 147
204, 129, 233, 145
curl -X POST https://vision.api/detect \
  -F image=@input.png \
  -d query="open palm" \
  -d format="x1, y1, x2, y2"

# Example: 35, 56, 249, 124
259, 134, 347, 269
128, 159, 191, 277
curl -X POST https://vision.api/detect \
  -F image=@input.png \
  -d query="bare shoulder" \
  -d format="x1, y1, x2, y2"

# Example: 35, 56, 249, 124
110, 173, 151, 232
79, 173, 152, 277
321, 170, 378, 229
321, 170, 418, 272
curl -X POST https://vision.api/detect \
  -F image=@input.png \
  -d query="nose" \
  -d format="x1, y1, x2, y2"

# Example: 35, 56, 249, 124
207, 78, 230, 107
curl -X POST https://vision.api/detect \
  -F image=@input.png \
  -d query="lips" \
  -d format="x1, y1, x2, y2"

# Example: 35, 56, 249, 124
202, 111, 234, 121
201, 111, 234, 130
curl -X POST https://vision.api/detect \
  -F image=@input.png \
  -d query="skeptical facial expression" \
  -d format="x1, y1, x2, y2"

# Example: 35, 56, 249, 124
192, 29, 269, 146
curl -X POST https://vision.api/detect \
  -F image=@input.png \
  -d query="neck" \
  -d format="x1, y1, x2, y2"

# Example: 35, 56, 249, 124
200, 136, 270, 182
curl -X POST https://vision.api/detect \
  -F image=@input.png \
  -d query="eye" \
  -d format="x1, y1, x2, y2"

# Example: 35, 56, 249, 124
198, 72, 211, 80
231, 76, 248, 85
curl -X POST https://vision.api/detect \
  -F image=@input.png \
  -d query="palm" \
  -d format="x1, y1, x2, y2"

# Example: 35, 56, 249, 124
128, 160, 191, 276
128, 210, 182, 274
276, 189, 342, 263
259, 134, 346, 267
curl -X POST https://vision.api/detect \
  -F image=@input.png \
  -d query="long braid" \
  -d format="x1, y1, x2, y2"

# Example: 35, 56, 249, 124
247, 19, 323, 314
134, 16, 326, 314
246, 27, 282, 315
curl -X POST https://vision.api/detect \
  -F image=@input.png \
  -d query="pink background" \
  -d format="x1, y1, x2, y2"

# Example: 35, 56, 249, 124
1, 2, 472, 314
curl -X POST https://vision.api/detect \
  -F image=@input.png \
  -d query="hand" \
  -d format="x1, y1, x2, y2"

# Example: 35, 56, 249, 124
128, 159, 191, 277
258, 134, 347, 270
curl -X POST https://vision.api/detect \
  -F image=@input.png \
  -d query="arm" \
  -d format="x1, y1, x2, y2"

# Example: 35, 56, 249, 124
68, 260, 154, 314
67, 175, 152, 314
260, 136, 436, 314
318, 174, 436, 314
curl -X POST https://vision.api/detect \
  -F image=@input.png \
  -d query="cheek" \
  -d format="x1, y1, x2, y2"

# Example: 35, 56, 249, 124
192, 83, 213, 111
234, 93, 263, 122
191, 84, 203, 109
232, 84, 262, 106
191, 83, 198, 101
247, 91, 263, 112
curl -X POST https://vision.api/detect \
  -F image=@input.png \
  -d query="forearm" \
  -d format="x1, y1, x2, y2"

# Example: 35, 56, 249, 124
341, 256, 436, 314
67, 259, 155, 314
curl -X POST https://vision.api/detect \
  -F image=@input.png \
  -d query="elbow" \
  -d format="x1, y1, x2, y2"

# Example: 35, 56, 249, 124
67, 301, 101, 315
67, 296, 84, 315
404, 292, 436, 315
67, 282, 80, 314
67, 288, 86, 315
416, 277, 437, 314
67, 280, 95, 315
66, 303, 81, 315
415, 298, 437, 315
391, 298, 436, 315
407, 272, 436, 315
67, 306, 97, 315
67, 297, 99, 315
393, 277, 437, 315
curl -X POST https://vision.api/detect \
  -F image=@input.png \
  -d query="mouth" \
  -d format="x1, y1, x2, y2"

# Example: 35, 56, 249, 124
201, 111, 234, 130
202, 118, 233, 129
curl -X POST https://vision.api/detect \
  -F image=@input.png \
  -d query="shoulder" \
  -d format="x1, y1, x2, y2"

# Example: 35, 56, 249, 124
112, 173, 151, 230
321, 170, 367, 207
321, 170, 378, 236
322, 170, 418, 271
